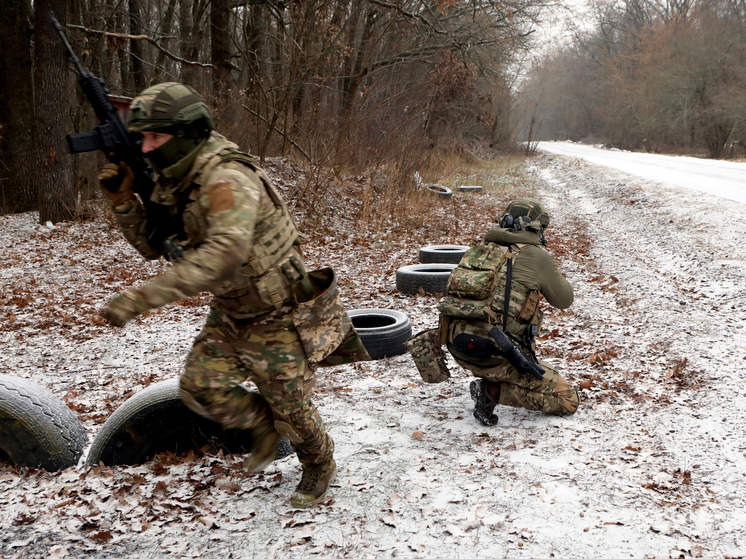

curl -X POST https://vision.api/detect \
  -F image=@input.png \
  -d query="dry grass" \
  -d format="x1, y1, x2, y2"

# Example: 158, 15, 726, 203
273, 153, 541, 252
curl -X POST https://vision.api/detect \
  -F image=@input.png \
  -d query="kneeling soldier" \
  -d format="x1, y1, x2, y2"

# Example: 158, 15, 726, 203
407, 200, 578, 425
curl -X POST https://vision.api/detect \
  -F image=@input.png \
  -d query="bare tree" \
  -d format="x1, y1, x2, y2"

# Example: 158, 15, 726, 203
0, 0, 36, 213
34, 0, 76, 223
211, 0, 232, 113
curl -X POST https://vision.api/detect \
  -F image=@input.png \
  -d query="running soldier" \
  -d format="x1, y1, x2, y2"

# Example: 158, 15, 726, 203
98, 82, 367, 508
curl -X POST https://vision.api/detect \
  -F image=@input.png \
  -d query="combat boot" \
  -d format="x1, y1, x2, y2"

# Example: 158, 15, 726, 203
243, 425, 281, 474
470, 379, 499, 427
291, 460, 337, 509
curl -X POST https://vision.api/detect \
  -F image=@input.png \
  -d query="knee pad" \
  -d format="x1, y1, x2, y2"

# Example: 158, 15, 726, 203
273, 420, 305, 444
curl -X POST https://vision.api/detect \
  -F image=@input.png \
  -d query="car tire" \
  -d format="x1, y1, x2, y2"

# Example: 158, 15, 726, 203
426, 184, 453, 199
418, 245, 468, 264
348, 309, 412, 360
395, 263, 457, 295
0, 374, 87, 471
86, 378, 292, 467
458, 185, 483, 193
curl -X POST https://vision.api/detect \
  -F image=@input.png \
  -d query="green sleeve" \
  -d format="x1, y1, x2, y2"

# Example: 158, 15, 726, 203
513, 245, 574, 309
112, 201, 165, 261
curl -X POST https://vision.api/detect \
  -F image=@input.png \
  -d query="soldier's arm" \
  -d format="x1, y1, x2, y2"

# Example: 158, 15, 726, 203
112, 201, 165, 260
138, 165, 264, 309
536, 250, 573, 309
515, 246, 574, 309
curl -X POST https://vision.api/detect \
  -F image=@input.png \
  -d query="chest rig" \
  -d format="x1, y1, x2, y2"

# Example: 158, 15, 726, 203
170, 149, 306, 318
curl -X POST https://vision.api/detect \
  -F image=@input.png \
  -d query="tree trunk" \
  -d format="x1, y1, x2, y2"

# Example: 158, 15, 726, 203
180, 0, 206, 85
154, 0, 178, 80
34, 0, 76, 223
129, 0, 147, 92
0, 0, 36, 213
210, 0, 232, 115
179, 0, 196, 83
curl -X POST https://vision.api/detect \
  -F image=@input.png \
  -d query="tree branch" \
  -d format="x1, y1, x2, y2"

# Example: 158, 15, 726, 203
65, 24, 215, 68
364, 0, 448, 34
241, 105, 311, 161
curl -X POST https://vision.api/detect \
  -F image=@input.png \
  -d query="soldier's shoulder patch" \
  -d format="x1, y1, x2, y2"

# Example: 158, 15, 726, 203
205, 181, 235, 215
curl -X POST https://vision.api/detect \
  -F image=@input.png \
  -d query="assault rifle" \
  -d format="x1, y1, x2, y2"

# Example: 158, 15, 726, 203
453, 326, 545, 380
48, 12, 174, 250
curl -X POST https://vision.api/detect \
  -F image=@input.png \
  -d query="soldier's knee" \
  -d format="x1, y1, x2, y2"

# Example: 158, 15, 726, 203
558, 385, 579, 415
274, 420, 305, 444
179, 375, 211, 416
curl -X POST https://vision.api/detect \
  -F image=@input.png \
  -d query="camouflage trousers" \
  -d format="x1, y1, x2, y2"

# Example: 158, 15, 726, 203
180, 304, 334, 469
454, 355, 579, 415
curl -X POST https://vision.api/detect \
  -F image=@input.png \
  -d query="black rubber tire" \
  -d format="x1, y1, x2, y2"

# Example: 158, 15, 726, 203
418, 245, 469, 264
458, 185, 483, 193
348, 309, 412, 360
426, 184, 453, 199
395, 263, 457, 295
86, 378, 292, 467
0, 374, 87, 471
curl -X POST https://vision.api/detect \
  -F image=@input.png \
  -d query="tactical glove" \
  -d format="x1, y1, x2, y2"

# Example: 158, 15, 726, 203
98, 161, 135, 207
101, 289, 150, 327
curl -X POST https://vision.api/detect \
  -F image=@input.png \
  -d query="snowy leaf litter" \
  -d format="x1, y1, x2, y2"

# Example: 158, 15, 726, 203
1, 154, 745, 558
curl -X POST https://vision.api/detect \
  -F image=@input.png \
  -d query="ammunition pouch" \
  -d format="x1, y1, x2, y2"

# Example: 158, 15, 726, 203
214, 249, 305, 318
291, 267, 371, 367
405, 329, 450, 384
291, 267, 348, 366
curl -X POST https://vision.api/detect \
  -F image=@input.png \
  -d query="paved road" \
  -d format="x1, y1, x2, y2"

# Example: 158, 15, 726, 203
536, 141, 746, 205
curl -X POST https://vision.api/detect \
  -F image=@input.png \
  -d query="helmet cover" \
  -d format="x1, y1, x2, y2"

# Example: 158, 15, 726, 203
498, 199, 550, 229
128, 82, 214, 133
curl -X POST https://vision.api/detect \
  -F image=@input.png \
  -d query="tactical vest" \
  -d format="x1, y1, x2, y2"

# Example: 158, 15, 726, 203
183, 149, 306, 318
437, 241, 543, 339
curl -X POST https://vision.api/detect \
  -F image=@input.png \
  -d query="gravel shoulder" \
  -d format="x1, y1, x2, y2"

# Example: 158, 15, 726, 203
1, 154, 745, 559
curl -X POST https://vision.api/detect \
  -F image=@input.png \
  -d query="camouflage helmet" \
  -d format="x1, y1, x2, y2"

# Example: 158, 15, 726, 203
128, 82, 214, 133
498, 199, 550, 229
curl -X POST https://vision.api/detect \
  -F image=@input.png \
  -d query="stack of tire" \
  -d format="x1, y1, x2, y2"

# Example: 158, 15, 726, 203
395, 244, 467, 295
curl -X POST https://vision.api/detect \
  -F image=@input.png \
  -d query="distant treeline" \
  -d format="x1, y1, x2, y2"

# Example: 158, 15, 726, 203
517, 0, 746, 158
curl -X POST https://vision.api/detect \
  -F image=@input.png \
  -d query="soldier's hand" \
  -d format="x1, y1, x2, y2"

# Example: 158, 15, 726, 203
98, 161, 135, 207
101, 289, 150, 327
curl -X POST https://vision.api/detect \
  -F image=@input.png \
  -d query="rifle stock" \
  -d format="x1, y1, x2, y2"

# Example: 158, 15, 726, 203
488, 326, 545, 380
451, 329, 545, 381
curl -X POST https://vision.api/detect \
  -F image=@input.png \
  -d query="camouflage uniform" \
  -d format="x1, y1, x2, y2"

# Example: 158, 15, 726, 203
110, 130, 339, 471
407, 201, 578, 421
99, 83, 368, 507
445, 226, 579, 416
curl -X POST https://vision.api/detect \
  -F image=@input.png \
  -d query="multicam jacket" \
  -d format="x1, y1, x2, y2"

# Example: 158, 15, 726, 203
113, 132, 306, 319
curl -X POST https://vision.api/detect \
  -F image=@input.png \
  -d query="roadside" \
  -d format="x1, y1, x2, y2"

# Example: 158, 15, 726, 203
1, 154, 745, 559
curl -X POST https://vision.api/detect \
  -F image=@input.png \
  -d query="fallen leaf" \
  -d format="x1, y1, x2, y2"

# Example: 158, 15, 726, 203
91, 531, 111, 543
380, 512, 396, 527
198, 516, 220, 529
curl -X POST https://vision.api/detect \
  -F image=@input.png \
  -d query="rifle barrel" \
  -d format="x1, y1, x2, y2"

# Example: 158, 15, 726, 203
47, 12, 86, 77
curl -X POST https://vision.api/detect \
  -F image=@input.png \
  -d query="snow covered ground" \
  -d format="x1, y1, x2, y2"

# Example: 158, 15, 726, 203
1, 153, 745, 558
